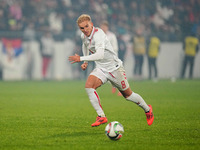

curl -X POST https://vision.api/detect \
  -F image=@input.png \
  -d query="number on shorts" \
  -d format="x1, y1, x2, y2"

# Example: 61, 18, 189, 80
121, 80, 126, 89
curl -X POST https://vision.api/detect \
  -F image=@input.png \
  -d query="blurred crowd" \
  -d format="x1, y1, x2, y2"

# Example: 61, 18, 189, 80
0, 0, 200, 80
0, 0, 200, 41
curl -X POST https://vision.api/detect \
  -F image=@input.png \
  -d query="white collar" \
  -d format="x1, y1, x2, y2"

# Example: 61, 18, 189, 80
88, 27, 95, 40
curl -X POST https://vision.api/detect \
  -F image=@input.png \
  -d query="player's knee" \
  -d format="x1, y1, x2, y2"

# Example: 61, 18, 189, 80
85, 79, 102, 89
85, 82, 93, 88
85, 81, 98, 89
121, 88, 133, 98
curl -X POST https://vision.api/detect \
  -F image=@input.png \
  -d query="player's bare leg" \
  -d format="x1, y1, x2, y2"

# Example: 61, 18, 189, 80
120, 88, 154, 125
85, 75, 108, 127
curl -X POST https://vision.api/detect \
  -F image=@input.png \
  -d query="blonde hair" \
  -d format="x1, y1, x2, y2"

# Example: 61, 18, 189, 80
76, 14, 91, 25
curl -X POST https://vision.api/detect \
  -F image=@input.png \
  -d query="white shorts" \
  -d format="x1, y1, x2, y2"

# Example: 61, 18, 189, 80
90, 67, 129, 91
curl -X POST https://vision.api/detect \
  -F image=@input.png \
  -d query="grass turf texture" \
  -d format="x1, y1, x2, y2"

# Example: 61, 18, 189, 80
0, 80, 200, 150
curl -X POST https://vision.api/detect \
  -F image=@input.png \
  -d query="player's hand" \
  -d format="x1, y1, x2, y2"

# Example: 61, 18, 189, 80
68, 54, 80, 64
81, 62, 88, 70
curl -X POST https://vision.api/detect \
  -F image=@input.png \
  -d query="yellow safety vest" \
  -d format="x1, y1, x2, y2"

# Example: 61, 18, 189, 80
133, 37, 146, 55
185, 36, 199, 56
148, 37, 160, 58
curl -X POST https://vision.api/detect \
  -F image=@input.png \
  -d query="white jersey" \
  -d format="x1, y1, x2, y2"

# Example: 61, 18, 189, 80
80, 27, 122, 72
105, 31, 118, 56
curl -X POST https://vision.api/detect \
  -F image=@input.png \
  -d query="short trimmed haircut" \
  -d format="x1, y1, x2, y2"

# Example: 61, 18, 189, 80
77, 14, 91, 25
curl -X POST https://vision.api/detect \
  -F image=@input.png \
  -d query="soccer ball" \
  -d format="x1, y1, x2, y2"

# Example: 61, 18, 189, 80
105, 121, 124, 140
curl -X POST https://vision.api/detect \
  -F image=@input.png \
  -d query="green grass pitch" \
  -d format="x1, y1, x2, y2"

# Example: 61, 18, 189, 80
0, 79, 200, 150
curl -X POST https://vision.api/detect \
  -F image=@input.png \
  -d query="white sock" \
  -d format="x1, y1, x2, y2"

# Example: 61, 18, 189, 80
85, 88, 105, 117
126, 92, 150, 112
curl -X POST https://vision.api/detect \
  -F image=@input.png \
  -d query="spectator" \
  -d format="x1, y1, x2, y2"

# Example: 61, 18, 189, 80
48, 11, 63, 37
0, 0, 200, 42
9, 0, 22, 21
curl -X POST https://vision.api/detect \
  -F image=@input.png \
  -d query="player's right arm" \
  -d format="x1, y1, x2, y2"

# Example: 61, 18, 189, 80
80, 30, 105, 62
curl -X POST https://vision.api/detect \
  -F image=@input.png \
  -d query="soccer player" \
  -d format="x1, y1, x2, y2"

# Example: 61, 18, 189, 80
100, 21, 121, 96
100, 21, 118, 55
68, 14, 154, 127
